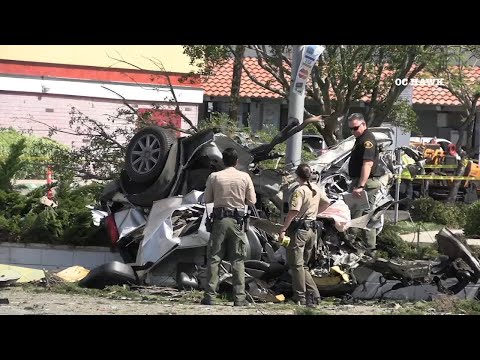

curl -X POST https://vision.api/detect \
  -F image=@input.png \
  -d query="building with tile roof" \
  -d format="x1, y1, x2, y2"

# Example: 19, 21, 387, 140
202, 57, 480, 146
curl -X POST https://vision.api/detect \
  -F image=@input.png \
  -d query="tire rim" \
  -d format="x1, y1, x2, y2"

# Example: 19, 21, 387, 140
130, 134, 161, 174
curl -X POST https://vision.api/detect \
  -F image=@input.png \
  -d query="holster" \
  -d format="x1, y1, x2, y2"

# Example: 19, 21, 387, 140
211, 207, 248, 232
243, 213, 250, 233
288, 219, 318, 233
212, 207, 245, 219
205, 213, 213, 233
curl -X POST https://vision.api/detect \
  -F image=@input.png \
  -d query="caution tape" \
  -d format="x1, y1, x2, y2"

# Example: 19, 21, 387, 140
423, 165, 458, 169
399, 175, 480, 181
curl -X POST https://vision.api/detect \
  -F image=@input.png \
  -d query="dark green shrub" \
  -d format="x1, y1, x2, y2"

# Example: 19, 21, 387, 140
0, 128, 69, 180
1, 179, 107, 246
464, 201, 480, 237
410, 197, 467, 228
410, 197, 437, 223
377, 224, 439, 260
0, 215, 21, 242
21, 207, 64, 244
377, 224, 415, 258
0, 138, 27, 190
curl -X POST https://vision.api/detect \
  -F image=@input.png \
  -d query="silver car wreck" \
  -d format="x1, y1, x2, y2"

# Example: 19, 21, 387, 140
84, 120, 480, 302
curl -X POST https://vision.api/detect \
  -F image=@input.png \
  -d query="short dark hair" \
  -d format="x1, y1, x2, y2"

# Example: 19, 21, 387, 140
222, 148, 238, 167
348, 113, 365, 122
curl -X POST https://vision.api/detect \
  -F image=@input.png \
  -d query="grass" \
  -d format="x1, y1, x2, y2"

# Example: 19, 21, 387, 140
394, 297, 480, 315
22, 282, 160, 302
294, 307, 328, 315
22, 281, 238, 306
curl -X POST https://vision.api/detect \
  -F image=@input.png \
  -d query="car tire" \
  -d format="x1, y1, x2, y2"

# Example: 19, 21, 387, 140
245, 228, 263, 261
125, 126, 176, 184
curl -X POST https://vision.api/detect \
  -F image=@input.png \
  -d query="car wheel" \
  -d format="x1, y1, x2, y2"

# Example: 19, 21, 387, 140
245, 228, 262, 261
125, 126, 176, 184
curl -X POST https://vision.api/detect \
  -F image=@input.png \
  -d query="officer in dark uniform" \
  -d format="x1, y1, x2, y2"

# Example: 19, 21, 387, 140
279, 164, 330, 307
200, 148, 256, 307
347, 113, 383, 252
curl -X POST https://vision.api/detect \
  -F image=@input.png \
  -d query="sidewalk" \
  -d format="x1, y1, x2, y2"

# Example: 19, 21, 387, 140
399, 229, 480, 247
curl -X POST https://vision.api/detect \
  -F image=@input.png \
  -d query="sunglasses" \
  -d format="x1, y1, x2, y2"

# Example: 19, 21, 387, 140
349, 123, 364, 131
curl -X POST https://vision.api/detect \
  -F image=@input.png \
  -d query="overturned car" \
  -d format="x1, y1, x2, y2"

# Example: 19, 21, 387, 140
84, 120, 480, 302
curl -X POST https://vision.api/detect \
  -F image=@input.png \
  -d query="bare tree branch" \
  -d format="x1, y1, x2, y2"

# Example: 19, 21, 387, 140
107, 54, 198, 132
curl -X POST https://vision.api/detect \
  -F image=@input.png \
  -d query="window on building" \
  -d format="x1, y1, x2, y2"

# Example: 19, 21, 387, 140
137, 108, 181, 136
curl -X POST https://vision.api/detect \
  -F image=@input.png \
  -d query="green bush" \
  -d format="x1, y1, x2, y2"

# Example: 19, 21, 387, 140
464, 201, 480, 237
198, 112, 238, 137
410, 197, 467, 228
377, 224, 416, 259
0, 215, 21, 242
0, 128, 69, 179
377, 224, 439, 260
0, 181, 108, 247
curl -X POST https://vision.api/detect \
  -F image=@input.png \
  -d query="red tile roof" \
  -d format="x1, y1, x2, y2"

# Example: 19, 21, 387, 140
202, 57, 480, 106
203, 57, 286, 99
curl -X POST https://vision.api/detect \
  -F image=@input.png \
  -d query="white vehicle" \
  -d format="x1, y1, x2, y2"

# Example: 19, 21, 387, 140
410, 136, 452, 146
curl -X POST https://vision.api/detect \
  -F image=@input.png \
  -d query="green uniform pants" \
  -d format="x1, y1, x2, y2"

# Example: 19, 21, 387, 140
204, 217, 247, 303
349, 177, 382, 250
286, 227, 320, 302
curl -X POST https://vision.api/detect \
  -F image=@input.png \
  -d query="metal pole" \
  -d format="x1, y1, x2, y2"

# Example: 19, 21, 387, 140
285, 45, 305, 170
394, 147, 401, 224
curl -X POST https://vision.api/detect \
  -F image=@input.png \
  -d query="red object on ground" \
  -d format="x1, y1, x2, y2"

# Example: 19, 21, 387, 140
46, 166, 53, 199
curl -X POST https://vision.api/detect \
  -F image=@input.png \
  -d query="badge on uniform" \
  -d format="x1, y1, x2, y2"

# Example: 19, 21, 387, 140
290, 191, 300, 208
364, 141, 373, 149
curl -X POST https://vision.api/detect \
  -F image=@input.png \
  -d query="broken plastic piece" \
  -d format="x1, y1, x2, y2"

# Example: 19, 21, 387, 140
56, 266, 90, 282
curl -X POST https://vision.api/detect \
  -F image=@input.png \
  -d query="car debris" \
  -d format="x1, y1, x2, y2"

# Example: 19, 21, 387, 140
0, 265, 45, 283
86, 121, 480, 303
56, 266, 90, 283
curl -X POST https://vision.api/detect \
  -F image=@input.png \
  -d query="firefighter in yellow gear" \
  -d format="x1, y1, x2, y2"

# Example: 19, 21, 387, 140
400, 151, 416, 201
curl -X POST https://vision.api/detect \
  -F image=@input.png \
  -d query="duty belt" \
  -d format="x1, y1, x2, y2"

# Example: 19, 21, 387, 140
298, 219, 317, 230
213, 207, 245, 218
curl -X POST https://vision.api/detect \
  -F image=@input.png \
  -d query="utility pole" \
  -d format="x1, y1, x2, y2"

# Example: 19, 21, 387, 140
285, 45, 325, 169
285, 45, 305, 170
394, 85, 413, 224
394, 147, 401, 224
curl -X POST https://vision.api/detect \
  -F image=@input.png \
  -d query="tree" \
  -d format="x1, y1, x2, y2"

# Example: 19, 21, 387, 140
238, 45, 439, 146
428, 46, 480, 151
228, 45, 246, 123
183, 45, 246, 123
0, 138, 27, 190
184, 45, 439, 145
21, 56, 200, 181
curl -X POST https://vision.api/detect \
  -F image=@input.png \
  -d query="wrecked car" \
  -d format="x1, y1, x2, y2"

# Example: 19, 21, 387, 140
87, 120, 480, 303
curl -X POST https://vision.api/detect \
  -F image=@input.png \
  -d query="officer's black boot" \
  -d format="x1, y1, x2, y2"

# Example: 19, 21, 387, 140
292, 297, 306, 306
234, 300, 251, 307
200, 297, 215, 305
306, 292, 320, 308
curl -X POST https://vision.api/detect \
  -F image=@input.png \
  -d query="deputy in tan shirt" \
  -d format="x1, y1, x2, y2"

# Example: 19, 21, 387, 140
201, 147, 256, 307
279, 163, 330, 307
